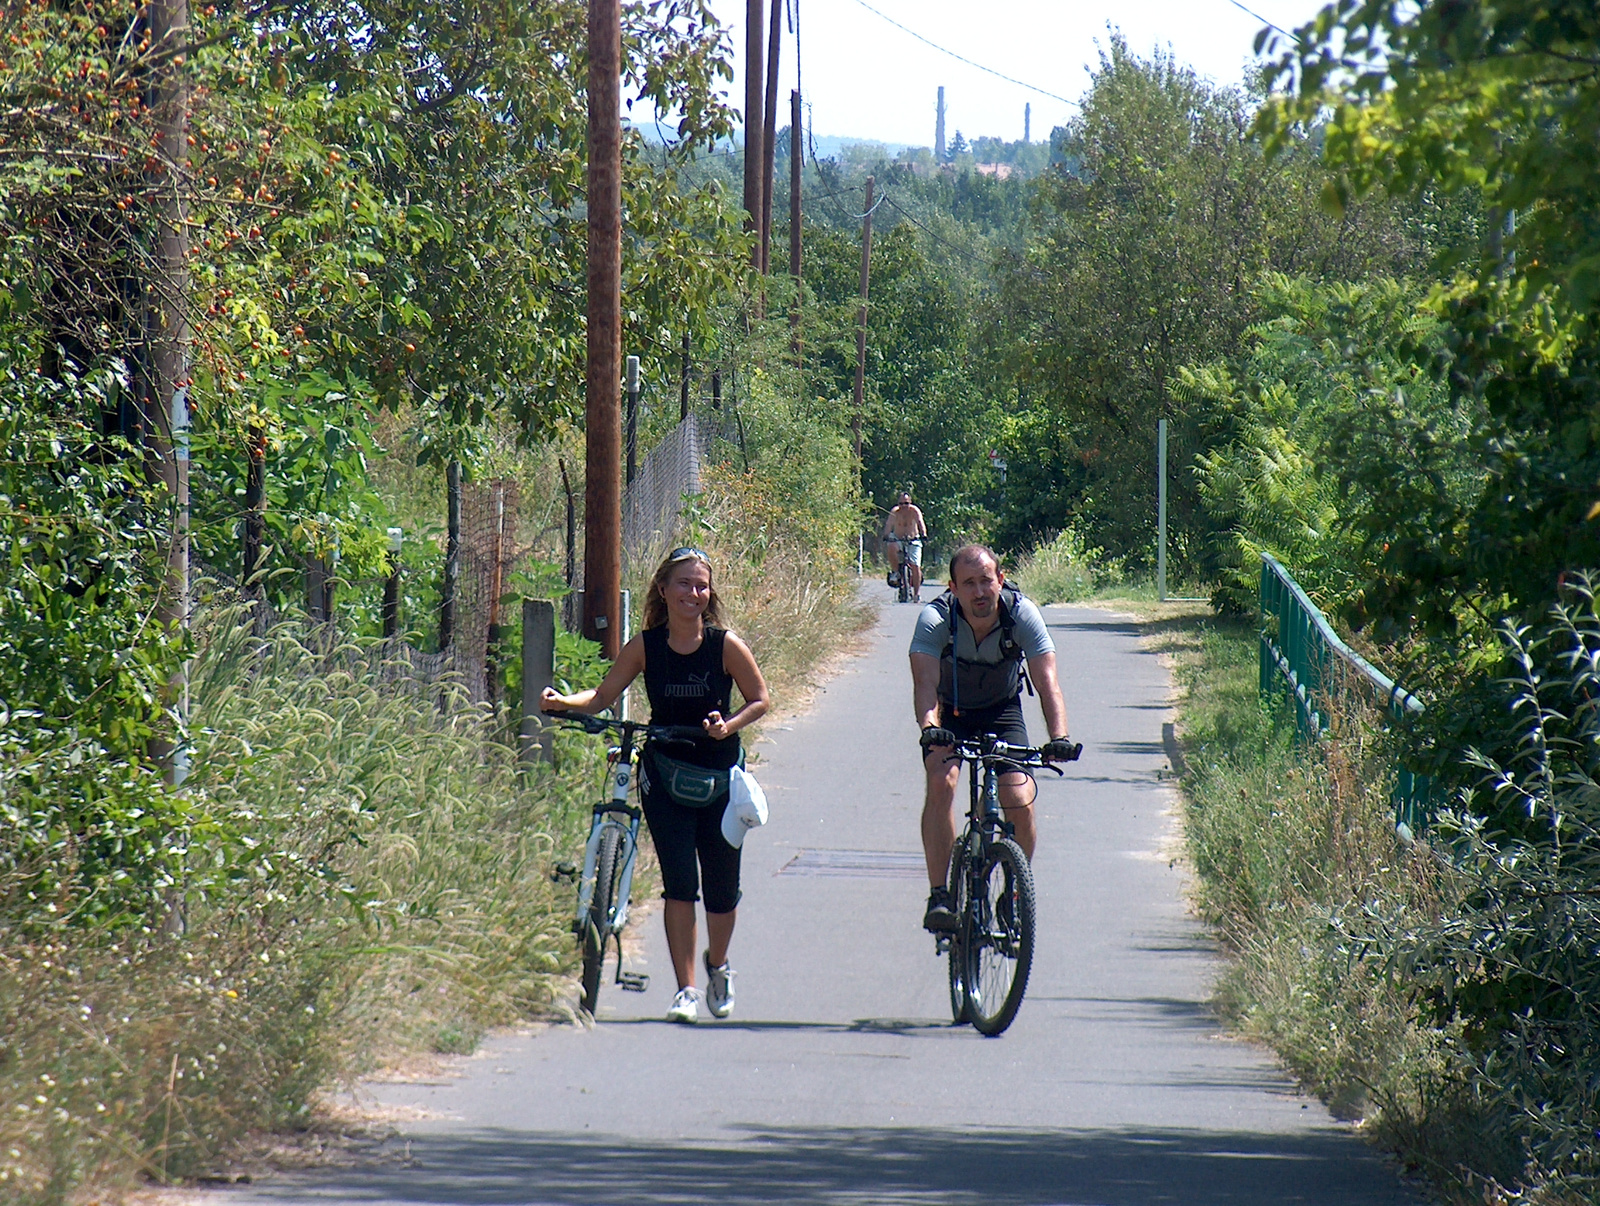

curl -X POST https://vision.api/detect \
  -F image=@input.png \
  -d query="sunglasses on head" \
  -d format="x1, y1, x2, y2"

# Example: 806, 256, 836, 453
668, 546, 709, 563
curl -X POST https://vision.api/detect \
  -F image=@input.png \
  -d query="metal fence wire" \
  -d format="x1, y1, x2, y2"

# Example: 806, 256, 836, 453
622, 412, 715, 571
1258, 553, 1432, 835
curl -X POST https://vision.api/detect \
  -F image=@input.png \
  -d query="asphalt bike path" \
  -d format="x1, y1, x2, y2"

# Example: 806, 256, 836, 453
224, 592, 1420, 1205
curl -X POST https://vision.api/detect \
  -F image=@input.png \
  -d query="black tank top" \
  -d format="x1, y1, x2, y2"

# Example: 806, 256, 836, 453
642, 626, 740, 769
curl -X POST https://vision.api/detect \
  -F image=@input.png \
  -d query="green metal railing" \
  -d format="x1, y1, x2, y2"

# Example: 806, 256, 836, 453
1258, 554, 1431, 836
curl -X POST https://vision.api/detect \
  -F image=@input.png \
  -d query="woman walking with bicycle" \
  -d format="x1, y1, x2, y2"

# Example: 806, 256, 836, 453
541, 546, 769, 1024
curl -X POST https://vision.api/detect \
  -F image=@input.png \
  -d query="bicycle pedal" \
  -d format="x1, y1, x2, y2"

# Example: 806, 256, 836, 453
934, 935, 951, 955
550, 861, 578, 883
616, 972, 649, 992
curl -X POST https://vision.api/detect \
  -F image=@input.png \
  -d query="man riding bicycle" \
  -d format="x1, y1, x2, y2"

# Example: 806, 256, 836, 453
884, 490, 928, 602
909, 544, 1075, 932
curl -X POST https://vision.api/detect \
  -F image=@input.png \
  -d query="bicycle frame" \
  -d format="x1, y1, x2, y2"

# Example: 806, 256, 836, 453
573, 732, 644, 950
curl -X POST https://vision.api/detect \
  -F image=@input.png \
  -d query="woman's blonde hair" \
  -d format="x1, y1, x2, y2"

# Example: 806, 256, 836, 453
642, 546, 726, 630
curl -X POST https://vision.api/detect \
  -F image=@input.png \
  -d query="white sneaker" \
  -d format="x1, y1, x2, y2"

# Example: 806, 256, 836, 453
666, 986, 701, 1024
703, 951, 735, 1019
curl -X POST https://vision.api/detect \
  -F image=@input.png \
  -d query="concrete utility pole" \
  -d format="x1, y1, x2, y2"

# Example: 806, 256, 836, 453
789, 87, 803, 355
585, 0, 623, 658
744, 0, 765, 265
148, 0, 190, 783
852, 175, 874, 462
936, 86, 946, 161
1025, 102, 1031, 143
760, 0, 782, 274
625, 354, 640, 487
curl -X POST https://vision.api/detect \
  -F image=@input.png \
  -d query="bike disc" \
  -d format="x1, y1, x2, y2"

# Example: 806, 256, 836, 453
963, 837, 1035, 1036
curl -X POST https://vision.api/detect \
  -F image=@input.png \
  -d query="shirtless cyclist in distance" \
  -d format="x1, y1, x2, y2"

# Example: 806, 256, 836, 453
884, 491, 928, 602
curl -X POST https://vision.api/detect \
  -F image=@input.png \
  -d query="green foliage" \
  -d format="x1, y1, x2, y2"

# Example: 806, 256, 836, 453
1011, 527, 1119, 604
1342, 574, 1600, 1195
1188, 276, 1473, 619
0, 355, 191, 926
1259, 0, 1600, 641
988, 37, 1428, 569
2, 607, 599, 1202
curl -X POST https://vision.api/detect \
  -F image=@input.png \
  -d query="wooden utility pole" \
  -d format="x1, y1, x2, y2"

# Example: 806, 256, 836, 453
148, 0, 190, 782
760, 0, 782, 274
789, 87, 803, 356
743, 0, 765, 264
852, 175, 874, 461
585, 0, 623, 658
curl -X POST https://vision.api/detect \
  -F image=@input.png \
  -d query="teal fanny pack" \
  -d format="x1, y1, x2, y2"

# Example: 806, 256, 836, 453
649, 746, 740, 809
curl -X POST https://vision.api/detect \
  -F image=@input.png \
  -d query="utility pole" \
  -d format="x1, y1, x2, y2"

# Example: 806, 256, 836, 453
148, 0, 190, 784
789, 87, 803, 356
936, 86, 946, 161
585, 0, 623, 658
852, 175, 874, 462
1024, 102, 1031, 144
744, 0, 766, 266
760, 0, 782, 275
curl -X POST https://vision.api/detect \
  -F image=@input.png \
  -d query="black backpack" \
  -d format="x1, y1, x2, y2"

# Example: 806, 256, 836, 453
928, 583, 1034, 714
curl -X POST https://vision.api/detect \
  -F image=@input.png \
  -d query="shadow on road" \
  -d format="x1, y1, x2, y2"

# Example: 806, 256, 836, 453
240, 1125, 1410, 1205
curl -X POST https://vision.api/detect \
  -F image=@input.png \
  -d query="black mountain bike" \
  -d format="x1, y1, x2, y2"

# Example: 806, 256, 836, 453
939, 734, 1080, 1036
547, 711, 702, 1015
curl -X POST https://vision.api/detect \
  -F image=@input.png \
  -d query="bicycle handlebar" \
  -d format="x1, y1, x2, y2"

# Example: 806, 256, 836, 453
544, 710, 703, 745
947, 737, 1079, 774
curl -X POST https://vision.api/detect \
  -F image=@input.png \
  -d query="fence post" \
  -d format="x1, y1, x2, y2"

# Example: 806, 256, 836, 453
382, 527, 402, 638
441, 460, 461, 649
520, 598, 556, 766
1157, 418, 1168, 602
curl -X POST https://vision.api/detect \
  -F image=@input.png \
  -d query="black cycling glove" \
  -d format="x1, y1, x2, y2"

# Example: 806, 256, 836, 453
1042, 737, 1083, 762
920, 726, 957, 752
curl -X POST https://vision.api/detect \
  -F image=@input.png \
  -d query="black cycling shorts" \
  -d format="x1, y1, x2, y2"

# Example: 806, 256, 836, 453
639, 775, 742, 914
937, 697, 1029, 750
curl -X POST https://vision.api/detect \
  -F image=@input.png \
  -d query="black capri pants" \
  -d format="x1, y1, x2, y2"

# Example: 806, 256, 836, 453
639, 773, 742, 915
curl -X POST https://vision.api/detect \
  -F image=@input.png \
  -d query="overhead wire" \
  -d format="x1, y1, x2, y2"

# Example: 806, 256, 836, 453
845, 0, 1077, 107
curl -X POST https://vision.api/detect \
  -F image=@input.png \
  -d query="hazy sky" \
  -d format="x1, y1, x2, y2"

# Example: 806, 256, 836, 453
694, 0, 1329, 148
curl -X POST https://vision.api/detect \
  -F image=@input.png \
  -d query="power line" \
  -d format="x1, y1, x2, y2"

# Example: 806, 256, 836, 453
1221, 0, 1300, 47
846, 0, 1077, 107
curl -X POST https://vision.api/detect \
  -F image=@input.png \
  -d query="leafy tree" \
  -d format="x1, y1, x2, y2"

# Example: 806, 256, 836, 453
1260, 0, 1600, 635
986, 36, 1426, 566
1188, 276, 1472, 618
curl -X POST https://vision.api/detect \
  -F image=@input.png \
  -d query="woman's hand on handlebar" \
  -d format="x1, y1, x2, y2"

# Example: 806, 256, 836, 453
541, 685, 596, 713
702, 710, 733, 741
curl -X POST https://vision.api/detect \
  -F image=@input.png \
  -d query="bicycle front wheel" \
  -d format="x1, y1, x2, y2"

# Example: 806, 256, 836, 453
945, 836, 974, 1025
963, 837, 1035, 1036
580, 825, 624, 1015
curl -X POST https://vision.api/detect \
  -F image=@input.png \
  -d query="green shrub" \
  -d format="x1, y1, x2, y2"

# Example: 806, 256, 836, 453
0, 605, 598, 1203
1012, 528, 1120, 604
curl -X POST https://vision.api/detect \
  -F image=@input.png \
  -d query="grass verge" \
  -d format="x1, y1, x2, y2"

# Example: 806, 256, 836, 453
1146, 606, 1571, 1204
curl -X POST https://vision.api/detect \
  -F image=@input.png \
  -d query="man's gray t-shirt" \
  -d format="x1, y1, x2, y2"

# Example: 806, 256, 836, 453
910, 592, 1054, 664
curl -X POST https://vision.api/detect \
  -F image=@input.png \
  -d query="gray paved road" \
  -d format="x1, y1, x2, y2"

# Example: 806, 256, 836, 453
226, 595, 1419, 1205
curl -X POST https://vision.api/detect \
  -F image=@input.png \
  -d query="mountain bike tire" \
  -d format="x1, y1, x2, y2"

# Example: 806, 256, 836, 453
945, 836, 974, 1024
964, 837, 1035, 1036
579, 825, 624, 1015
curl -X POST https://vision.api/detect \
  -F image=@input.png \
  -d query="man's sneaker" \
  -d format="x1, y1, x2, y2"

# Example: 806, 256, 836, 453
923, 886, 958, 932
666, 986, 701, 1024
703, 951, 735, 1019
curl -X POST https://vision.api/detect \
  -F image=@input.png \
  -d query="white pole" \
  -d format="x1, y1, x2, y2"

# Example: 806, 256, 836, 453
619, 588, 631, 720
1157, 418, 1168, 603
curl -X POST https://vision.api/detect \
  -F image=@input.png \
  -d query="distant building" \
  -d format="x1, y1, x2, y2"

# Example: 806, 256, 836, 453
975, 163, 1014, 180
